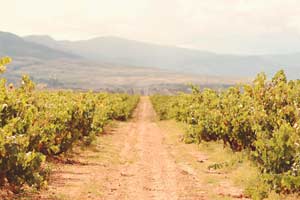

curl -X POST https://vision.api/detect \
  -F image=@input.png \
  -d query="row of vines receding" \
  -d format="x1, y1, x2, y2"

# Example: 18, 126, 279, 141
151, 70, 300, 199
0, 57, 139, 192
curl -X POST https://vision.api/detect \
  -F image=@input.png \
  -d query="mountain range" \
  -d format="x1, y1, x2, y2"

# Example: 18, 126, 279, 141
24, 34, 300, 79
0, 31, 299, 92
0, 32, 78, 60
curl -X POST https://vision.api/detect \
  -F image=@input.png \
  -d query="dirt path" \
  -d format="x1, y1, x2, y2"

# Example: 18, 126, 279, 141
106, 97, 205, 200
33, 97, 247, 200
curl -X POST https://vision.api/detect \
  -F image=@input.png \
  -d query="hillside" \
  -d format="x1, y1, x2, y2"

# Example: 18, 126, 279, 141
0, 31, 78, 59
2, 31, 299, 93
0, 31, 247, 93
24, 35, 300, 79
4, 57, 243, 94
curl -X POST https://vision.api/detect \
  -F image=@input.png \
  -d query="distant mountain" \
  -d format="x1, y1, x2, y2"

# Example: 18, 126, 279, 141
0, 31, 78, 59
1, 32, 244, 93
25, 35, 66, 51
24, 34, 299, 78
1, 31, 299, 92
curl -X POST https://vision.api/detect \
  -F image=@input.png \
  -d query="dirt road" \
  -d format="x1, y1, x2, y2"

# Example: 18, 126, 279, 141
105, 97, 205, 200
37, 97, 246, 200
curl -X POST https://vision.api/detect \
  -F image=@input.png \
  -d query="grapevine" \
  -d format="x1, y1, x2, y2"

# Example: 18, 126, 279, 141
151, 70, 300, 197
0, 57, 139, 190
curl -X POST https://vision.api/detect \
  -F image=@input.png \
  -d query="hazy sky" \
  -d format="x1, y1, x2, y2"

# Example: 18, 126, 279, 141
1, 0, 300, 54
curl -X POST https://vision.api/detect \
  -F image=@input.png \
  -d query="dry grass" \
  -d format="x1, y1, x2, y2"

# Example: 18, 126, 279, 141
158, 120, 300, 200
158, 120, 257, 200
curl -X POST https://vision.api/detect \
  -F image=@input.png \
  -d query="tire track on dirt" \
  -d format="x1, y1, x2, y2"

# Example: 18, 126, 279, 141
106, 97, 205, 200
35, 97, 206, 200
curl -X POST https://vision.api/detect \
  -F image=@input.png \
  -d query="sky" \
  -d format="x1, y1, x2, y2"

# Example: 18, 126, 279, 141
1, 0, 300, 54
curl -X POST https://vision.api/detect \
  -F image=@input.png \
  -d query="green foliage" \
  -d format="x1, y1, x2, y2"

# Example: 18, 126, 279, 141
245, 176, 271, 200
150, 95, 175, 120
0, 56, 11, 74
0, 57, 139, 191
151, 70, 300, 198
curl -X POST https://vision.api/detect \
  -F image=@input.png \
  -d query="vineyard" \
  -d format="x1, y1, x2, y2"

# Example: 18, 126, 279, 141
0, 57, 139, 192
2, 54, 300, 199
151, 71, 300, 199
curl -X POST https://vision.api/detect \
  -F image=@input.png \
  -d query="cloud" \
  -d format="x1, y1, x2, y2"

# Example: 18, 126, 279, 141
1, 0, 300, 54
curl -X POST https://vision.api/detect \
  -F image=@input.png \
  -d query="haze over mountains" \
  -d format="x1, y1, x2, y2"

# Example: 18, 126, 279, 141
0, 31, 299, 93
0, 32, 78, 60
25, 34, 300, 78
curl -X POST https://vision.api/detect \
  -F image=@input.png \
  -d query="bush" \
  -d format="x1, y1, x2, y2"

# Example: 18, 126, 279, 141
151, 70, 300, 198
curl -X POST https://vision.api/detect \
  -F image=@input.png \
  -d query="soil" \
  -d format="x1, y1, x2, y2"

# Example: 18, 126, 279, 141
20, 97, 248, 200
